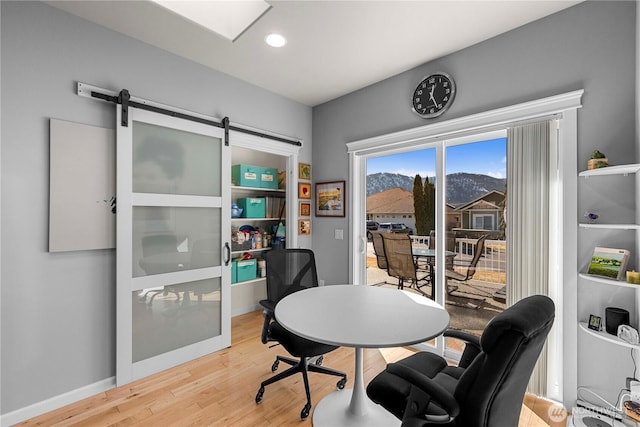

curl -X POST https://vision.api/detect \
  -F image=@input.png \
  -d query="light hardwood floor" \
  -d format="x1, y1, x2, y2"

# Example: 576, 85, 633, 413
15, 310, 566, 426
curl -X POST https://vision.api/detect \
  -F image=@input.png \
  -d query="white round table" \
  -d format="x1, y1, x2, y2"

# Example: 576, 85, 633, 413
275, 284, 450, 426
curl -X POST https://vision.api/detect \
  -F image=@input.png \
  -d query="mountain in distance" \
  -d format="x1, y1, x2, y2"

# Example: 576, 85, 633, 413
366, 172, 505, 205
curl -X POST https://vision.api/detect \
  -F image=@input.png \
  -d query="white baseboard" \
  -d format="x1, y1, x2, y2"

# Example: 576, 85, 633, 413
1, 377, 115, 427
2, 311, 260, 426
232, 304, 261, 317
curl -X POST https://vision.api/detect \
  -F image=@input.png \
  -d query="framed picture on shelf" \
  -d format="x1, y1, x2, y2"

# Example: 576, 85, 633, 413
298, 219, 311, 235
315, 180, 345, 217
299, 163, 311, 180
298, 182, 311, 199
299, 201, 311, 217
587, 247, 630, 281
588, 314, 602, 331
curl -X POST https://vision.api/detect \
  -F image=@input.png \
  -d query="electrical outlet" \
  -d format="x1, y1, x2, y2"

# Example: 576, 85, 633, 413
631, 380, 640, 403
627, 377, 638, 389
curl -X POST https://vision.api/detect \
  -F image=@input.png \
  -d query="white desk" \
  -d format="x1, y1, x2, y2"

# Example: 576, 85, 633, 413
275, 284, 450, 426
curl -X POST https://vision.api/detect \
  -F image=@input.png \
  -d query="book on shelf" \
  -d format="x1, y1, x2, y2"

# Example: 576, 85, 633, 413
587, 247, 630, 281
264, 196, 286, 219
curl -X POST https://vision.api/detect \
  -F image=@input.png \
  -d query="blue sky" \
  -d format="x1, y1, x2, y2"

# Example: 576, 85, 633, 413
366, 137, 507, 179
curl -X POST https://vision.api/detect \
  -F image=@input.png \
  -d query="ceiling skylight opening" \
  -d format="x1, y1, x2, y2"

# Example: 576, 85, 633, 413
152, 0, 271, 42
265, 33, 287, 48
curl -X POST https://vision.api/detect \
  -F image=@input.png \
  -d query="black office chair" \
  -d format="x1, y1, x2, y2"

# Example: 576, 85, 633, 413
366, 294, 555, 427
255, 249, 347, 419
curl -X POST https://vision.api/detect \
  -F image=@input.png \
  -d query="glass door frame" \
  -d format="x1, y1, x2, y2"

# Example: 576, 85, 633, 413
116, 105, 230, 385
347, 90, 582, 404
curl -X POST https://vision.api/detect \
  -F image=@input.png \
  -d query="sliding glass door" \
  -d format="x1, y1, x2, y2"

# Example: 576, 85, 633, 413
362, 133, 507, 355
443, 134, 507, 355
116, 106, 230, 385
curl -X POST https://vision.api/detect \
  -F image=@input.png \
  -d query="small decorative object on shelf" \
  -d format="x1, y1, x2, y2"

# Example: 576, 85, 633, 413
624, 400, 640, 423
588, 314, 602, 331
583, 212, 599, 223
587, 247, 630, 281
627, 271, 640, 284
587, 150, 609, 170
278, 171, 286, 189
231, 203, 243, 218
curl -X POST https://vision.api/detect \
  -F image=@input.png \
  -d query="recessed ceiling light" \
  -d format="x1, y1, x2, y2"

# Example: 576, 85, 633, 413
265, 33, 287, 48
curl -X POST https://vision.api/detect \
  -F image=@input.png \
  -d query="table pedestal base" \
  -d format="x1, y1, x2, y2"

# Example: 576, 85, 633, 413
312, 389, 400, 427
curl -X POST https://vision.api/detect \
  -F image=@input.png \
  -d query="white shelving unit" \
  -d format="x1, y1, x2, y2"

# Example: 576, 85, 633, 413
228, 142, 299, 317
579, 273, 640, 290
579, 163, 640, 345
579, 164, 640, 177
579, 322, 640, 350
230, 187, 286, 258
579, 223, 640, 230
577, 163, 640, 425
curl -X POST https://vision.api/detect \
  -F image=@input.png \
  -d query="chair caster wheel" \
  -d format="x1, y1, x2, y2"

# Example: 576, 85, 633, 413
255, 387, 264, 404
271, 360, 279, 372
337, 377, 347, 390
315, 355, 324, 366
301, 403, 311, 419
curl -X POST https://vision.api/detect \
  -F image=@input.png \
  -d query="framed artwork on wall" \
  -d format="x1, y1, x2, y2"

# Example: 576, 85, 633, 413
315, 180, 345, 217
299, 163, 311, 180
298, 219, 311, 235
298, 182, 312, 199
299, 201, 311, 217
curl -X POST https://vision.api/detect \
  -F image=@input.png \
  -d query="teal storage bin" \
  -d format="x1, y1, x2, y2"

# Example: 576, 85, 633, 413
260, 167, 279, 189
232, 164, 260, 188
236, 258, 257, 282
237, 197, 266, 218
231, 260, 237, 284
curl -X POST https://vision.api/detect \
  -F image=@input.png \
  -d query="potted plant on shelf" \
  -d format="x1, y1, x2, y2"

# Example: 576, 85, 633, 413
588, 150, 609, 170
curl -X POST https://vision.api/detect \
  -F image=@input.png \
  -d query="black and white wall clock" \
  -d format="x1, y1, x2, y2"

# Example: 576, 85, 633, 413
411, 72, 456, 119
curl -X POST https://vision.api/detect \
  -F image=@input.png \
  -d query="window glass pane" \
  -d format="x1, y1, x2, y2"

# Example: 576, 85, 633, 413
133, 278, 221, 362
133, 207, 221, 277
132, 121, 221, 196
445, 137, 507, 354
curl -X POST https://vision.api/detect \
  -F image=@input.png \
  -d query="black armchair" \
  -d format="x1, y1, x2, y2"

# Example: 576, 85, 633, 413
255, 249, 347, 420
366, 294, 555, 426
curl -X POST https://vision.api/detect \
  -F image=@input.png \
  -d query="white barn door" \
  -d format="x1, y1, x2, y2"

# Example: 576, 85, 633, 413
116, 106, 230, 385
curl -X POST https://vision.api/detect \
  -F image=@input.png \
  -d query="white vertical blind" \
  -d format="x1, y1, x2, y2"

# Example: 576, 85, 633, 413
506, 120, 550, 395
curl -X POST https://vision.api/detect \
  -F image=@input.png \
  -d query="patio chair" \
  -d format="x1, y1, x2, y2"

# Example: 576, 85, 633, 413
428, 230, 457, 270
425, 230, 458, 295
370, 231, 396, 287
446, 235, 489, 309
381, 233, 432, 299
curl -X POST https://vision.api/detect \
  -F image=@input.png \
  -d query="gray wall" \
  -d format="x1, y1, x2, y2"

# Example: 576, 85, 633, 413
312, 0, 636, 406
0, 1, 312, 415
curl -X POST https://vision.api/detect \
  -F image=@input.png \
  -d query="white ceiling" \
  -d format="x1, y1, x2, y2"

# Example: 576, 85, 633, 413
47, 1, 581, 107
